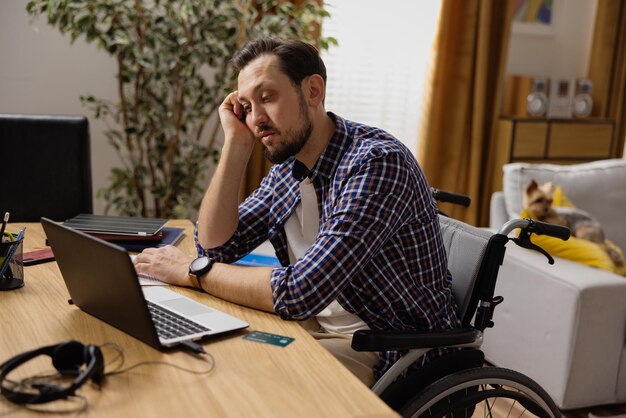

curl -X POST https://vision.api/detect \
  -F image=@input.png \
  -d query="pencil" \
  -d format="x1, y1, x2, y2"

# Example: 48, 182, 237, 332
0, 212, 9, 239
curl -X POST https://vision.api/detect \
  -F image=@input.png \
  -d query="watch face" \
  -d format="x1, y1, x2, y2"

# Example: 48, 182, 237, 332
190, 256, 210, 273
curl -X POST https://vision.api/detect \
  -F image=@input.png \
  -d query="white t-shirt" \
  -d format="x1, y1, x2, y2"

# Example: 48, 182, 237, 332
283, 177, 369, 335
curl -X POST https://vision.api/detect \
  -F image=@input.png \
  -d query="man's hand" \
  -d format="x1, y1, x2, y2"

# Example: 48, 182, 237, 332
218, 91, 255, 150
133, 245, 275, 313
133, 245, 194, 287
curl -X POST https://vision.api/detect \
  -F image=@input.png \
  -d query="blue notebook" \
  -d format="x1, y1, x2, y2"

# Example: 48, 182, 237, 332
113, 227, 185, 252
234, 253, 281, 267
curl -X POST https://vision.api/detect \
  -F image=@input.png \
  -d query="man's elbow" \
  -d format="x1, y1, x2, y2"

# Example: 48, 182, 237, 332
197, 227, 236, 250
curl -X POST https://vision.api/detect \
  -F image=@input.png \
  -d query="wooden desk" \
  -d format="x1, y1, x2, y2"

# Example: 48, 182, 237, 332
0, 221, 398, 417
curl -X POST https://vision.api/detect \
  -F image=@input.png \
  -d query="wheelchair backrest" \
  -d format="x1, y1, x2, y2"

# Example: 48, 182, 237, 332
438, 214, 493, 324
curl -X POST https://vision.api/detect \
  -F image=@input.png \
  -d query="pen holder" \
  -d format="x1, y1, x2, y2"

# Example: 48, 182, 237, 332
0, 237, 24, 291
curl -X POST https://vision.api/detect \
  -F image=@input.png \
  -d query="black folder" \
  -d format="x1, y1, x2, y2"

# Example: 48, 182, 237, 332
62, 214, 168, 237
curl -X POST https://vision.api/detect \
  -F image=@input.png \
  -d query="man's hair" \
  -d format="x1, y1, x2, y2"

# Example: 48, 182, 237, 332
231, 38, 327, 86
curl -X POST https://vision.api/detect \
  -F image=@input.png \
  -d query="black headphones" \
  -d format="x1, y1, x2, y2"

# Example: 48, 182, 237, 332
0, 340, 104, 405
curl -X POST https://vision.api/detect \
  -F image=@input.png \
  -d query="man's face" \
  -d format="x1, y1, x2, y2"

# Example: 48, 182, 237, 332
237, 55, 313, 164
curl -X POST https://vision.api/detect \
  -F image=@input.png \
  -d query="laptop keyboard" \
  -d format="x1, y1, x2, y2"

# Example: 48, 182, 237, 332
147, 301, 210, 340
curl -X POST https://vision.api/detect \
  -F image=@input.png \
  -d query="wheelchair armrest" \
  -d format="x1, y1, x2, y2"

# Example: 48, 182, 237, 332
351, 327, 480, 352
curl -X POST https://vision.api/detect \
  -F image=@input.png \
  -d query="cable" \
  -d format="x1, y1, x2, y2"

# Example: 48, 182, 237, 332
100, 343, 215, 377
0, 343, 216, 416
0, 395, 87, 417
0, 372, 87, 416
24, 396, 88, 416
180, 340, 206, 355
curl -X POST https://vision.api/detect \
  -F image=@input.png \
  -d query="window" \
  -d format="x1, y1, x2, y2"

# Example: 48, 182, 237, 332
322, 0, 442, 154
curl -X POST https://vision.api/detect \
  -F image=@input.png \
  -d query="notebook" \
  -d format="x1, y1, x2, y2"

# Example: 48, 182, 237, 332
234, 253, 281, 267
234, 240, 281, 267
63, 214, 167, 237
41, 218, 249, 350
113, 227, 185, 253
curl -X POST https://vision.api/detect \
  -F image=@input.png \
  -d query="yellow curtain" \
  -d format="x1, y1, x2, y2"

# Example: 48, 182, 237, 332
418, 0, 513, 226
588, 0, 626, 158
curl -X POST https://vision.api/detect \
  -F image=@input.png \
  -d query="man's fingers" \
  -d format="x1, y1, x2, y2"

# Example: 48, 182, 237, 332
133, 251, 155, 266
131, 243, 193, 287
221, 91, 245, 120
221, 91, 239, 108
139, 247, 157, 256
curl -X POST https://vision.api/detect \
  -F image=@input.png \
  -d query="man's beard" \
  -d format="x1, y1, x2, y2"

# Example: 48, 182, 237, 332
262, 94, 313, 164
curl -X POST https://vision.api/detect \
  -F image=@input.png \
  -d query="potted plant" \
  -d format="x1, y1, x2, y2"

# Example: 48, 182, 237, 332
26, 0, 333, 218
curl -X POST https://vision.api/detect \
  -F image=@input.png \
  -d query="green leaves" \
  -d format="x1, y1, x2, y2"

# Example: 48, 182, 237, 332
27, 0, 334, 218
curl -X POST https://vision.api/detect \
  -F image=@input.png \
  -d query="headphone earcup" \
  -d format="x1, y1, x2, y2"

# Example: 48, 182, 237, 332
51, 341, 86, 375
85, 345, 105, 384
0, 341, 103, 405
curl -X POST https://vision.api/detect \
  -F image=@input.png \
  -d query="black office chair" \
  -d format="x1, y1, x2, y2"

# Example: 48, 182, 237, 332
0, 114, 93, 222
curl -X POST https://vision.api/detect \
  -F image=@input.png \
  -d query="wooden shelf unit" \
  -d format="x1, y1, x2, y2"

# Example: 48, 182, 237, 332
491, 117, 616, 193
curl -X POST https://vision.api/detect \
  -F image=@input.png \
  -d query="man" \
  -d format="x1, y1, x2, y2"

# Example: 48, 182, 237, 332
134, 37, 459, 386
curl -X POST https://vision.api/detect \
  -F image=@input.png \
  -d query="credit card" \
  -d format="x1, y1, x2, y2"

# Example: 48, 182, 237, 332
243, 330, 294, 347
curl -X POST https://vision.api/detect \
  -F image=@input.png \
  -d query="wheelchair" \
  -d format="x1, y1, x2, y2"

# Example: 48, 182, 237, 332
352, 188, 568, 417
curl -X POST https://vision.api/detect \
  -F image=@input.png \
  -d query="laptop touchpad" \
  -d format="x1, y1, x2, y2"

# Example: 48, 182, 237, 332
160, 298, 213, 316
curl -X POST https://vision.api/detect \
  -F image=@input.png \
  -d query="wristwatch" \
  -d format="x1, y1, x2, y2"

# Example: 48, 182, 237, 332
188, 256, 214, 289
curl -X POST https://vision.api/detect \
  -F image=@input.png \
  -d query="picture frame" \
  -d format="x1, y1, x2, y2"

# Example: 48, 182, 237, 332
512, 0, 558, 37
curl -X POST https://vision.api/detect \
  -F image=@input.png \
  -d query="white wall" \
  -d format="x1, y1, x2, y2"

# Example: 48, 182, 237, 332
506, 0, 626, 157
0, 0, 616, 212
0, 1, 118, 214
322, 0, 441, 155
506, 0, 598, 78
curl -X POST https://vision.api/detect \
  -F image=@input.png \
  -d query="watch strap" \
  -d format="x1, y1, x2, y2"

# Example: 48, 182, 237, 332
188, 273, 202, 289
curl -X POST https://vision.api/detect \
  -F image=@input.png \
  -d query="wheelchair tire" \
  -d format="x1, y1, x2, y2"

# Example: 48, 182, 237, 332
399, 367, 560, 418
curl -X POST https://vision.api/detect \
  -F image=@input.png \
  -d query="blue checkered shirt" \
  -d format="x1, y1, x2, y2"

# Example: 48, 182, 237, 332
196, 113, 460, 378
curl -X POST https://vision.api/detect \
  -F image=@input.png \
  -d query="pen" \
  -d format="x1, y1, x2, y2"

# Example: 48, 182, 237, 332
0, 212, 9, 239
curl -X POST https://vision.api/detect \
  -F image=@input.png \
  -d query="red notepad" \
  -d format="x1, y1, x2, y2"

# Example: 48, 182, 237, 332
22, 247, 55, 266
89, 230, 164, 242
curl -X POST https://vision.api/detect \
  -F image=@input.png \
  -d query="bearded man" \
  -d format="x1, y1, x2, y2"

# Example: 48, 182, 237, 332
134, 37, 459, 387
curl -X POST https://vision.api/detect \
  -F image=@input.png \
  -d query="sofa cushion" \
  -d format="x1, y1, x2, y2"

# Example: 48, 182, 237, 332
503, 159, 626, 250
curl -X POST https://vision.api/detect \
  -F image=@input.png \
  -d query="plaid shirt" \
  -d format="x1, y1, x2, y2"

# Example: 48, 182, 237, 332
197, 113, 460, 378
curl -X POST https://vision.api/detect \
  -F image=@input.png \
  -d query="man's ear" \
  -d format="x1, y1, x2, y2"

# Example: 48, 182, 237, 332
303, 74, 326, 107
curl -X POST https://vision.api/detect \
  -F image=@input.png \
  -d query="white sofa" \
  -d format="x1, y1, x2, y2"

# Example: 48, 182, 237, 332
484, 158, 626, 410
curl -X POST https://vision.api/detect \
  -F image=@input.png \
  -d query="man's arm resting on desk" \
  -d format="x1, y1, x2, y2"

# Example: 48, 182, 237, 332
133, 245, 275, 313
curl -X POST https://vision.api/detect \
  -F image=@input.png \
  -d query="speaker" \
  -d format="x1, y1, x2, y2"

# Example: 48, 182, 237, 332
572, 79, 593, 118
526, 77, 549, 117
547, 78, 575, 119
0, 341, 104, 405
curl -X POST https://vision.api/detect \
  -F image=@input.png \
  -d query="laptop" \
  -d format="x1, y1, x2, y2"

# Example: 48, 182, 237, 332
41, 217, 249, 350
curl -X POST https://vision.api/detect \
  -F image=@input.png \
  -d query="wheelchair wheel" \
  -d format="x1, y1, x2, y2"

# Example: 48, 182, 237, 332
399, 367, 560, 418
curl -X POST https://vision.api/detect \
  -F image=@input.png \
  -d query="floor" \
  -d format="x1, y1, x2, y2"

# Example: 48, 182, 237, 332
563, 403, 626, 418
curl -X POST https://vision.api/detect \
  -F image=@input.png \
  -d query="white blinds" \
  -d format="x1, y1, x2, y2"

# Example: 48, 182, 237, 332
322, 0, 442, 155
